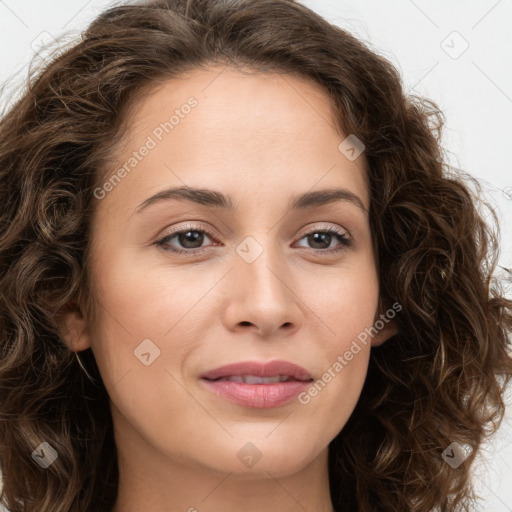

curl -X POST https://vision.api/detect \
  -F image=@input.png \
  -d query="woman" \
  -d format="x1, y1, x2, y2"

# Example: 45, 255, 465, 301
0, 0, 511, 511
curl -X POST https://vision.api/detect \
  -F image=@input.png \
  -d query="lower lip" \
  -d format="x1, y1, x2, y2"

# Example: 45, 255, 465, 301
200, 379, 312, 408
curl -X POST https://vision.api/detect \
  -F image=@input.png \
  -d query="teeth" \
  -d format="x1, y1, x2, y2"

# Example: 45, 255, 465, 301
218, 375, 292, 384
224, 376, 245, 383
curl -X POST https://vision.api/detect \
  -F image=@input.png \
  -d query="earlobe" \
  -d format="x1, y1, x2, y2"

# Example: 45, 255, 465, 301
370, 318, 398, 347
54, 301, 92, 352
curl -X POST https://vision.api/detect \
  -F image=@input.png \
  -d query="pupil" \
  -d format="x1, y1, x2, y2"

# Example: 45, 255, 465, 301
180, 230, 203, 248
310, 233, 331, 249
176, 231, 333, 250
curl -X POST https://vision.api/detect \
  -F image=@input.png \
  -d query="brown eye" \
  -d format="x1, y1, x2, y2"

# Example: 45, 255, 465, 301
172, 230, 206, 249
155, 224, 216, 255
295, 227, 351, 254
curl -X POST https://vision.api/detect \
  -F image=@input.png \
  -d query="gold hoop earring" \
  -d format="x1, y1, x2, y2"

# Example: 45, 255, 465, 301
74, 351, 97, 384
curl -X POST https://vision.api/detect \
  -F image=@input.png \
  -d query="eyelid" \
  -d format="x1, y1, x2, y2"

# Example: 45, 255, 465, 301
157, 221, 349, 240
157, 222, 218, 243
295, 222, 349, 239
155, 221, 352, 255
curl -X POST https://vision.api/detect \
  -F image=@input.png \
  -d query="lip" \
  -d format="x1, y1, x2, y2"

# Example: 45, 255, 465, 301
199, 360, 313, 408
199, 360, 313, 381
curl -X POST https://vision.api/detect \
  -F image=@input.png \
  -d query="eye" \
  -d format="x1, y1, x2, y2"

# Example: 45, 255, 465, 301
294, 226, 351, 254
154, 223, 351, 255
154, 223, 216, 255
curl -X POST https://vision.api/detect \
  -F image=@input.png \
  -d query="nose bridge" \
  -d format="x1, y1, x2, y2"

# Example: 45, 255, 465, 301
234, 232, 291, 304
220, 230, 302, 336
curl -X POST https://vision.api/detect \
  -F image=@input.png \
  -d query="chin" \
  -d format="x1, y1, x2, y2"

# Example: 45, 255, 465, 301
199, 438, 321, 480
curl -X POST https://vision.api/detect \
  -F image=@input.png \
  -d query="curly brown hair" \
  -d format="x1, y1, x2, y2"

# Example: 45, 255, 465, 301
0, 0, 511, 511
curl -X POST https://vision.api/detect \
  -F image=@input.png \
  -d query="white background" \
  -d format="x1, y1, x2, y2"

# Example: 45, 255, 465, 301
0, 0, 511, 510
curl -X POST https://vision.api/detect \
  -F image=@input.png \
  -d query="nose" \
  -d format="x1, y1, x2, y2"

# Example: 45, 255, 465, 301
221, 245, 303, 338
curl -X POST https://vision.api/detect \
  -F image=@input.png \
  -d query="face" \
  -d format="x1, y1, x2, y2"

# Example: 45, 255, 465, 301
60, 66, 397, 480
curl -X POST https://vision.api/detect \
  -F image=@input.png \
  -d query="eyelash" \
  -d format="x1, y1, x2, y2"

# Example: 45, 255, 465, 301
154, 222, 351, 256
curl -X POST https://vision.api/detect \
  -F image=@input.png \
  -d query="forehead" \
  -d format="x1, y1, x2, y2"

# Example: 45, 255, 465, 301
95, 65, 369, 217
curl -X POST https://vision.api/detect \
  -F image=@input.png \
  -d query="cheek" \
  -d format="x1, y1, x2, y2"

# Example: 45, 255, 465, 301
306, 257, 379, 347
86, 244, 221, 399
302, 256, 379, 401
85, 249, 180, 389
298, 274, 376, 435
85, 260, 196, 442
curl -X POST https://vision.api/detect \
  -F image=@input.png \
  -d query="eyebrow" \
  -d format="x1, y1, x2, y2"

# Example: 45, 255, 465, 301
134, 186, 368, 216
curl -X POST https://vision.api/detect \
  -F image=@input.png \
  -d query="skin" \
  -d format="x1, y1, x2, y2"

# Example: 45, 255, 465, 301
57, 65, 397, 512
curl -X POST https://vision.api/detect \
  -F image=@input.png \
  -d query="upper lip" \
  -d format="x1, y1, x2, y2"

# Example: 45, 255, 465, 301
200, 360, 313, 381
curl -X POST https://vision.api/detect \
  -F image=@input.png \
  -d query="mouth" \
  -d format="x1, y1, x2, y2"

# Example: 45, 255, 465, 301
205, 374, 310, 384
199, 360, 314, 408
199, 359, 313, 381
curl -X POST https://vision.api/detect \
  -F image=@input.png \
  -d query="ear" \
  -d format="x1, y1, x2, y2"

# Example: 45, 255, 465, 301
54, 299, 92, 352
370, 318, 398, 347
370, 306, 399, 347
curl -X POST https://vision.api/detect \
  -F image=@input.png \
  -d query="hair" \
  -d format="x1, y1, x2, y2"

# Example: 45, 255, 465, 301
0, 0, 511, 510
